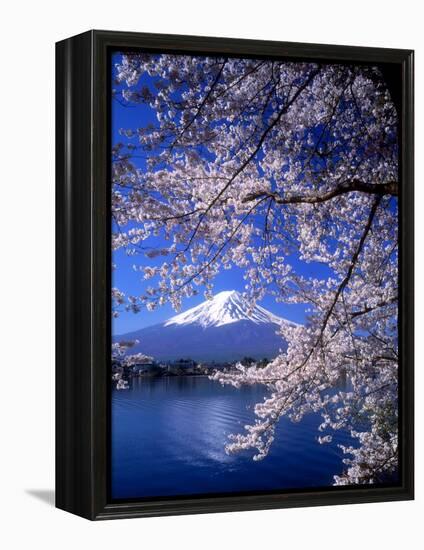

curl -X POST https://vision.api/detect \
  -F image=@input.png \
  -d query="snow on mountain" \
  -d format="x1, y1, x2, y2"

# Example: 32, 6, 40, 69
115, 290, 296, 362
164, 290, 285, 328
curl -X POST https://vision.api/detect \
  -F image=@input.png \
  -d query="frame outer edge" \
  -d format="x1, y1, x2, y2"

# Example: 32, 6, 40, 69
56, 31, 96, 520
56, 30, 415, 521
400, 50, 414, 499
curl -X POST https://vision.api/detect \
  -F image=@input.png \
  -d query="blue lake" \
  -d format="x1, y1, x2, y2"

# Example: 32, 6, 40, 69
111, 376, 352, 500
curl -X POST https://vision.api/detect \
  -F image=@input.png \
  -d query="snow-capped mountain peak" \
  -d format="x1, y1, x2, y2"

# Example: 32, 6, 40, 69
164, 290, 286, 328
115, 290, 298, 362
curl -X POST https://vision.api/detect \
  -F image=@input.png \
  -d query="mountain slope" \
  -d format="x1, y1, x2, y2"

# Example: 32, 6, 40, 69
115, 290, 295, 362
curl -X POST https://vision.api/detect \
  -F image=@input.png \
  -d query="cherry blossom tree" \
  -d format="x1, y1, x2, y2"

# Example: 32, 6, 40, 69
112, 52, 399, 485
111, 340, 154, 390
112, 341, 153, 367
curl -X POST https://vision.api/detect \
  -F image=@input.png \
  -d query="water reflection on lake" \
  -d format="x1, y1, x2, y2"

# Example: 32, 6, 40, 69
111, 376, 352, 499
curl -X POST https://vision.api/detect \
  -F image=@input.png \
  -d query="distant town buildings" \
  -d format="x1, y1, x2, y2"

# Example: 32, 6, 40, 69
111, 356, 266, 383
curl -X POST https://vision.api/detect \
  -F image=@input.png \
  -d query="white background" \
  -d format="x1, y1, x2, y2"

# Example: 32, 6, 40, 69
0, 1, 421, 548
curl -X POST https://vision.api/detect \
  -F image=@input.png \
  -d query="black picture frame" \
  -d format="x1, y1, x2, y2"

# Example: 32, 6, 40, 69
56, 30, 414, 520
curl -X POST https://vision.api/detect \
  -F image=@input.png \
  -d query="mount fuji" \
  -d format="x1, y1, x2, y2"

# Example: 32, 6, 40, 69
115, 290, 296, 362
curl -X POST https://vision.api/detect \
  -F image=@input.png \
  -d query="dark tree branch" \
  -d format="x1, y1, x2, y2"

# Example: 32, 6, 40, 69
284, 195, 382, 380
318, 196, 382, 343
242, 179, 397, 205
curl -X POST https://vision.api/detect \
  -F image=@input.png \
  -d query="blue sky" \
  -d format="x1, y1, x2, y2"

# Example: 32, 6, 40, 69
111, 53, 330, 335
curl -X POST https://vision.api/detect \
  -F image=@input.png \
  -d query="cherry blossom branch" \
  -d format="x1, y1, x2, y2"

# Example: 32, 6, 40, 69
168, 58, 228, 152
183, 66, 321, 252
317, 196, 382, 343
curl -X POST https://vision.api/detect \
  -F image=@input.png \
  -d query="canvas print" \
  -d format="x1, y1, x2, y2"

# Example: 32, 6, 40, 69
110, 51, 399, 500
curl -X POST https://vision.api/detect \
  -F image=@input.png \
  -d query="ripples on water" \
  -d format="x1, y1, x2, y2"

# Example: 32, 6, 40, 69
111, 376, 352, 499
